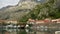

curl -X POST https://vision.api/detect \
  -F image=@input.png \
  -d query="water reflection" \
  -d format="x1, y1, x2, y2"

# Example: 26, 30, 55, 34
0, 28, 56, 34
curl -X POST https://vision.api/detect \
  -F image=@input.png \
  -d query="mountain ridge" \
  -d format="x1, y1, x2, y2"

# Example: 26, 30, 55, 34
0, 0, 39, 20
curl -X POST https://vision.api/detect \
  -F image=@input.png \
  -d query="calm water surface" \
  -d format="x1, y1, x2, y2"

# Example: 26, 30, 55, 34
0, 28, 56, 34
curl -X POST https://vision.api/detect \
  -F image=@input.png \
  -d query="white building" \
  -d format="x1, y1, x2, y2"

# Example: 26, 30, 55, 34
6, 20, 18, 24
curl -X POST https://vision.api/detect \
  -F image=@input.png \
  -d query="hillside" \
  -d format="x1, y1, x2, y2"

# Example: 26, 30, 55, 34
0, 0, 38, 20
0, 0, 49, 20
19, 0, 60, 22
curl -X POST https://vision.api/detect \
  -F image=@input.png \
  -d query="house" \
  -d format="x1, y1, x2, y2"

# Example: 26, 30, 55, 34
51, 19, 60, 24
56, 19, 60, 23
35, 20, 44, 24
0, 20, 6, 24
0, 20, 18, 24
6, 20, 18, 24
52, 19, 57, 22
27, 19, 35, 24
44, 18, 51, 23
27, 19, 47, 25
27, 18, 60, 25
27, 18, 51, 25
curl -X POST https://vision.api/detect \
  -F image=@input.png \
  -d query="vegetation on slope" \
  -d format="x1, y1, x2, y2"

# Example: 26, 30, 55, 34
19, 0, 60, 22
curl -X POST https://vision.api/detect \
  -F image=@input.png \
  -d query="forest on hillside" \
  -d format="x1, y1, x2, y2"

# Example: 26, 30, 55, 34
19, 0, 60, 22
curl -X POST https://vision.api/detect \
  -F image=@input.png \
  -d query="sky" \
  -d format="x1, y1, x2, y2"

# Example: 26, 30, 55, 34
0, 0, 19, 9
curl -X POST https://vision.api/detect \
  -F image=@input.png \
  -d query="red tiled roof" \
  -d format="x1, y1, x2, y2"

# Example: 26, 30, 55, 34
36, 20, 44, 23
28, 18, 60, 23
0, 20, 6, 22
44, 20, 50, 23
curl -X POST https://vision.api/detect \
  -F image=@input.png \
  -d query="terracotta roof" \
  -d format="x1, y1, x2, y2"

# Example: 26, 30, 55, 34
44, 19, 51, 23
36, 20, 44, 23
28, 18, 60, 23
0, 20, 6, 22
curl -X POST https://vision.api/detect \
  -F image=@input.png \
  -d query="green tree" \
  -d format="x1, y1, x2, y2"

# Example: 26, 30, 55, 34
19, 0, 60, 22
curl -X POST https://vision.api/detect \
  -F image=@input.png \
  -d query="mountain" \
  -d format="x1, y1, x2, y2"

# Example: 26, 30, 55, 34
0, 0, 42, 20
19, 0, 60, 22
0, 0, 59, 22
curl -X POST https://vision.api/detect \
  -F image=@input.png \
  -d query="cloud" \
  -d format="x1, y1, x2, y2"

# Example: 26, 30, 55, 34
0, 0, 19, 9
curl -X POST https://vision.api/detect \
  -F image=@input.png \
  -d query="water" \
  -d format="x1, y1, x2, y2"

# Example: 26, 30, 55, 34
0, 28, 57, 34
0, 24, 60, 34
